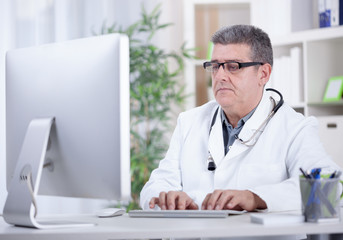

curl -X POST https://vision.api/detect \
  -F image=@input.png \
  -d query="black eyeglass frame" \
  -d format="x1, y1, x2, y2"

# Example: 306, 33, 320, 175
203, 61, 264, 73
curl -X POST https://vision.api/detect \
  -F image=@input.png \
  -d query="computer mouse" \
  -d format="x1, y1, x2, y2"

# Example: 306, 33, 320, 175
96, 208, 126, 218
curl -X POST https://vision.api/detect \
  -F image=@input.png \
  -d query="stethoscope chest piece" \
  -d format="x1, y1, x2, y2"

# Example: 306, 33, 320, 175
207, 152, 216, 171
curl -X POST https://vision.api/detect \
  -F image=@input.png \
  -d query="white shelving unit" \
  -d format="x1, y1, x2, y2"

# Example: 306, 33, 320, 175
272, 26, 343, 116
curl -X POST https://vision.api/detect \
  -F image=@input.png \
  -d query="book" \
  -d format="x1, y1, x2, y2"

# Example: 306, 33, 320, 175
250, 213, 304, 226
290, 47, 303, 104
319, 0, 331, 27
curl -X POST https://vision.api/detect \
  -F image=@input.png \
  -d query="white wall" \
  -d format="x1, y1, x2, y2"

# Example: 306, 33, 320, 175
0, 0, 183, 215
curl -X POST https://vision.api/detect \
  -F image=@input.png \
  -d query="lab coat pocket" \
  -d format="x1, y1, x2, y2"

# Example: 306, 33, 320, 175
238, 164, 285, 189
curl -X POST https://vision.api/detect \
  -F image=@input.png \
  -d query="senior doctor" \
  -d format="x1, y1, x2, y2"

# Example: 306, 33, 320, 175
140, 24, 341, 212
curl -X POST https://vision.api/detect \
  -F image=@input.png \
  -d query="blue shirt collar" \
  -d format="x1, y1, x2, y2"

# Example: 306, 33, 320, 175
221, 107, 256, 130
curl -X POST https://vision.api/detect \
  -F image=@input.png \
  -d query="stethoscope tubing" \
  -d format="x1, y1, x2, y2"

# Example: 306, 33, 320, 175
207, 88, 284, 171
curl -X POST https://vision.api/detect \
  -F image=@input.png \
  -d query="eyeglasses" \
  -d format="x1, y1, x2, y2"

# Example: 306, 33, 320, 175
203, 61, 264, 73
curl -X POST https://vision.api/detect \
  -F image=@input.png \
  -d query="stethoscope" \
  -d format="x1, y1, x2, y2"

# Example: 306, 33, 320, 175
207, 88, 284, 171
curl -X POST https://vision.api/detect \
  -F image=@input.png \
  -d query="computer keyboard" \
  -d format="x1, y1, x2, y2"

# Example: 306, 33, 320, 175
128, 209, 246, 218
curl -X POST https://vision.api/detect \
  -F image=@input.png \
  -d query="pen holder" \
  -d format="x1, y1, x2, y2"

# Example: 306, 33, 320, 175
299, 177, 341, 223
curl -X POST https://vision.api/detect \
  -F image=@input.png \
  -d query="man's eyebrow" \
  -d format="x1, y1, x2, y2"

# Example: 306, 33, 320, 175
210, 59, 242, 62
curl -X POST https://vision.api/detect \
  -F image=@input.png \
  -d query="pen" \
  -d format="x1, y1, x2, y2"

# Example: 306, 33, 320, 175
300, 168, 312, 179
311, 168, 321, 179
329, 171, 337, 179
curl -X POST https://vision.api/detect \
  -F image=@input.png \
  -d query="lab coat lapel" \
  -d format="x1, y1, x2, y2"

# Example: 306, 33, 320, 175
208, 109, 225, 166
227, 90, 273, 159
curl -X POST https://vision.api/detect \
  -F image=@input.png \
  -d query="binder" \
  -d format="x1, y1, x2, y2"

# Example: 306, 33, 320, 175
319, 0, 343, 27
329, 0, 339, 26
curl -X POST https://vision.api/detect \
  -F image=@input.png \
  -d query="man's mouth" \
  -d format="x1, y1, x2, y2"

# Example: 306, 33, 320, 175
216, 87, 232, 94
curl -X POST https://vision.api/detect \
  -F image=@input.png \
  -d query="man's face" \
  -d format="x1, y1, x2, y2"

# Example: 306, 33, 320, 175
211, 43, 265, 114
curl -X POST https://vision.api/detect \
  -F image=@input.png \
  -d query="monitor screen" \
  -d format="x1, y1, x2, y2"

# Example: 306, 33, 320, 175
5, 34, 131, 204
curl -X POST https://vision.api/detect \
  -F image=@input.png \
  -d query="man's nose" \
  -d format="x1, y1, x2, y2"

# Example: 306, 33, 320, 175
214, 65, 229, 81
218, 63, 226, 71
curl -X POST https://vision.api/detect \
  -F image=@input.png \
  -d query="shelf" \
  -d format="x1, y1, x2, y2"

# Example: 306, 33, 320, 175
308, 101, 343, 107
271, 26, 343, 46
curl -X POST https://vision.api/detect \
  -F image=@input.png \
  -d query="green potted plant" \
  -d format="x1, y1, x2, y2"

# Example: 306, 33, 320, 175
98, 4, 194, 209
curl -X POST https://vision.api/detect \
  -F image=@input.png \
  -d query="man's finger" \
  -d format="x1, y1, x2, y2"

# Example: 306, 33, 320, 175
225, 191, 254, 211
158, 192, 167, 210
186, 198, 199, 210
176, 192, 191, 210
205, 190, 223, 210
215, 191, 233, 210
201, 193, 211, 210
166, 191, 178, 210
149, 197, 159, 209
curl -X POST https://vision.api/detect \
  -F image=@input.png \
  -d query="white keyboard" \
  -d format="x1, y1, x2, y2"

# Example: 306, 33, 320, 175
128, 209, 246, 218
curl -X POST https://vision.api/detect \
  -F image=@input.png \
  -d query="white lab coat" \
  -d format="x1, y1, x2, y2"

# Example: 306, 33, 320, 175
140, 90, 341, 212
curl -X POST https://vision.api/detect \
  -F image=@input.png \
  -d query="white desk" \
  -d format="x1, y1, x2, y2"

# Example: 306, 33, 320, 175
0, 210, 343, 240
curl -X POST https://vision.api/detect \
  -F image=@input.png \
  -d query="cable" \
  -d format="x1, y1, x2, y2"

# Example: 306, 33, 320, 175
26, 172, 38, 218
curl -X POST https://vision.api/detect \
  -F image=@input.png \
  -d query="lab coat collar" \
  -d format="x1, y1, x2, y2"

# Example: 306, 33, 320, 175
208, 89, 274, 165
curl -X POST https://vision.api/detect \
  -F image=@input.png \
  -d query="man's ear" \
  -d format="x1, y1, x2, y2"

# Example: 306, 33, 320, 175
258, 63, 272, 86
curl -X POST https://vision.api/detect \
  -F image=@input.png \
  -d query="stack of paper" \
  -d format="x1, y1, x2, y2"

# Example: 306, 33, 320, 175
250, 213, 304, 226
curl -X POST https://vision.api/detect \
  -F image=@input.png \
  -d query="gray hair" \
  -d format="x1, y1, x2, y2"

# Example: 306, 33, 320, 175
211, 25, 273, 67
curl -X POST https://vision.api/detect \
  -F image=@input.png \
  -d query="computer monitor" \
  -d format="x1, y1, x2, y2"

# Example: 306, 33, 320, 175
4, 34, 131, 228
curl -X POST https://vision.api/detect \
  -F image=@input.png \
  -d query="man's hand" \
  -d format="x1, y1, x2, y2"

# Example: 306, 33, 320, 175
149, 191, 199, 210
201, 189, 267, 211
